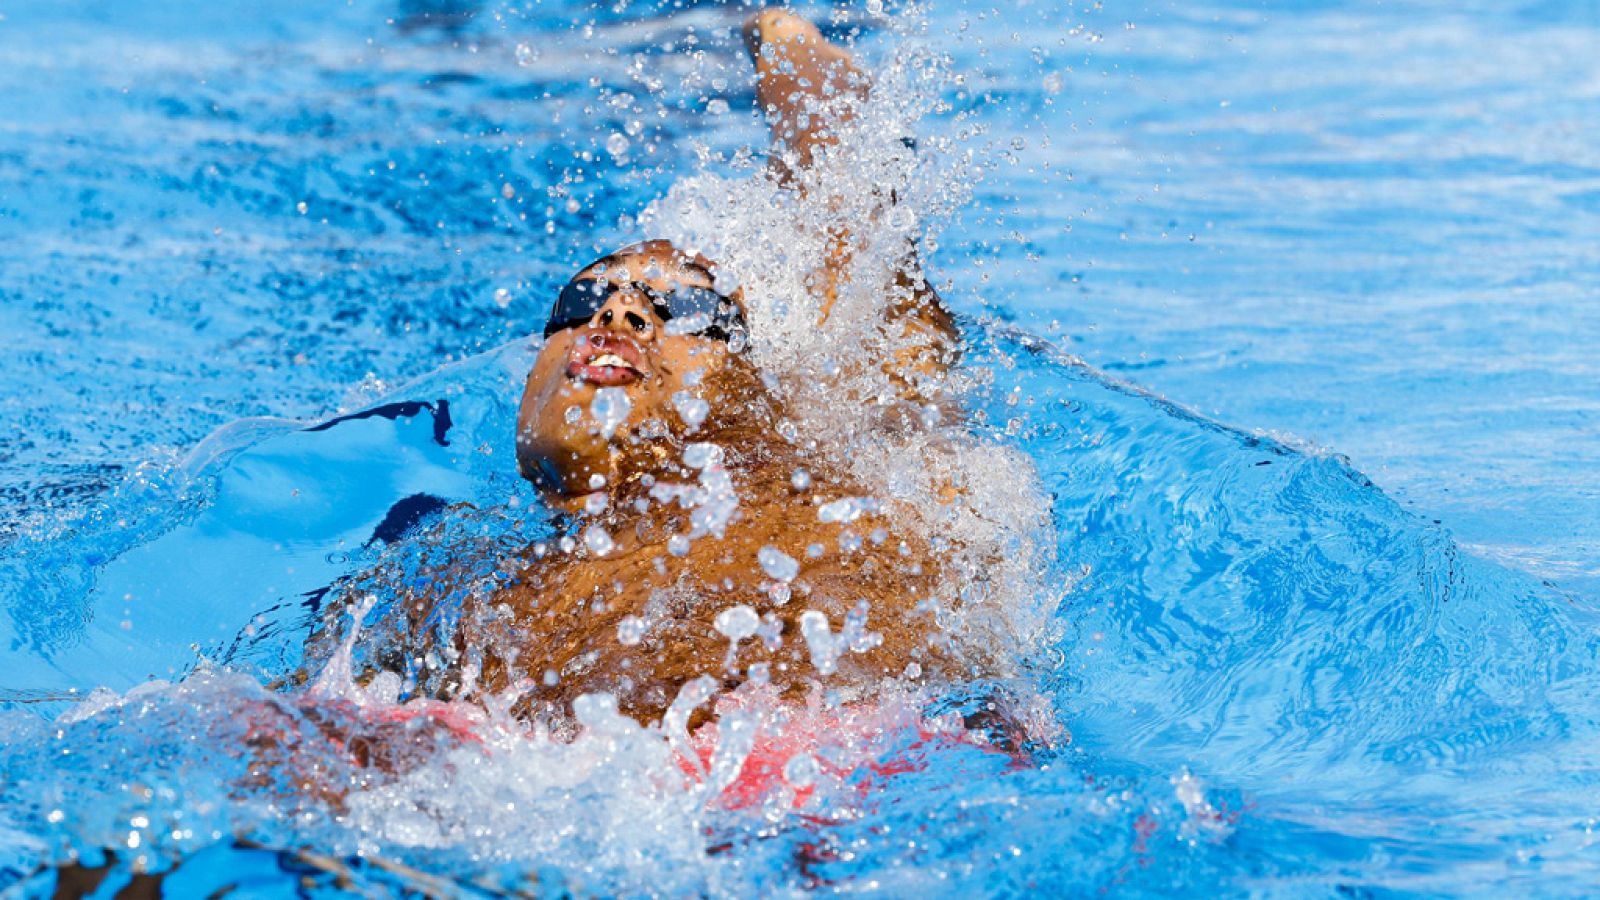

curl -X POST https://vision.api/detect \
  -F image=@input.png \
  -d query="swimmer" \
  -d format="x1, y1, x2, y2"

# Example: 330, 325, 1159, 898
42, 12, 1020, 897
330, 9, 1032, 735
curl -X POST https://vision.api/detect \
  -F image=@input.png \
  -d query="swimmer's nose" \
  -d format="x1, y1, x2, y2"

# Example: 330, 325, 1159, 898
591, 290, 655, 338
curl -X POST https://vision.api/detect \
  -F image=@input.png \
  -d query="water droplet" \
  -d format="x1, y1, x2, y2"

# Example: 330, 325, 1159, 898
714, 605, 760, 641
605, 132, 631, 157
799, 610, 840, 676
590, 387, 631, 440
791, 468, 812, 490
295, 200, 308, 215
756, 616, 784, 651
767, 581, 791, 605
783, 752, 820, 787
843, 601, 883, 653
672, 391, 710, 430
588, 473, 607, 490
683, 442, 723, 469
617, 616, 646, 645
493, 287, 512, 308
662, 312, 713, 337
758, 545, 800, 582
818, 496, 875, 524
584, 525, 614, 556
712, 269, 740, 296
515, 42, 538, 66
664, 675, 720, 754
668, 535, 691, 556
706, 98, 730, 115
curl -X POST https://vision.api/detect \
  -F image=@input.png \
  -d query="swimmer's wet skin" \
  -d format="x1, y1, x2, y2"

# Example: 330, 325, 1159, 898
382, 9, 975, 728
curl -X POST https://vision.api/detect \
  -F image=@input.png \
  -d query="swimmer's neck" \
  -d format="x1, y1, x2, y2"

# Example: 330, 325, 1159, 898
536, 429, 811, 518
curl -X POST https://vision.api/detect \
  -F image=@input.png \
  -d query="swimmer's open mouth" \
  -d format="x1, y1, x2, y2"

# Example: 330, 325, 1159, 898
567, 332, 646, 386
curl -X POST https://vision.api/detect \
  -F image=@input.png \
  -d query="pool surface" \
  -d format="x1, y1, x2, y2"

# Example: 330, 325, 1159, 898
3, 0, 1600, 895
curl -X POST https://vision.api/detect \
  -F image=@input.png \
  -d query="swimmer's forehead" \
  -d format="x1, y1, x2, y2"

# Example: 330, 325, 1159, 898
573, 245, 718, 287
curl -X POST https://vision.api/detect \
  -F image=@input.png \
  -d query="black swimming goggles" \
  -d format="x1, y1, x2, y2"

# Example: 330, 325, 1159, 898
542, 278, 747, 342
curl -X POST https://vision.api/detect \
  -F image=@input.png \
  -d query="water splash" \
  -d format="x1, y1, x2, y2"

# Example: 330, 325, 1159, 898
641, 10, 1061, 677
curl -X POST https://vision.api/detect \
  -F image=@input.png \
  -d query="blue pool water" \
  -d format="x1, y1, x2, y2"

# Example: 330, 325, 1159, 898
3, 0, 1600, 895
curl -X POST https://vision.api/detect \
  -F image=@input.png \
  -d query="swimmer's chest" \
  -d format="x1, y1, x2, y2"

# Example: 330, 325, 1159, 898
480, 492, 950, 718
499, 496, 936, 641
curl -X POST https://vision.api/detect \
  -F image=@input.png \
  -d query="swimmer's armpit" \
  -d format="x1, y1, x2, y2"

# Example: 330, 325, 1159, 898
886, 267, 960, 390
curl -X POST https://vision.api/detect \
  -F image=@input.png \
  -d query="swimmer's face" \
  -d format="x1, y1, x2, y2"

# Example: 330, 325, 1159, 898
516, 241, 748, 494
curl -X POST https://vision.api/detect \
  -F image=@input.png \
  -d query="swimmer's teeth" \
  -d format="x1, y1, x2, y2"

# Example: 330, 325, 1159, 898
592, 354, 629, 368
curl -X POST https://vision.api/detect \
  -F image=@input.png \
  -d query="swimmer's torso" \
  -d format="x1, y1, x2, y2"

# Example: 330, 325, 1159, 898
408, 443, 952, 726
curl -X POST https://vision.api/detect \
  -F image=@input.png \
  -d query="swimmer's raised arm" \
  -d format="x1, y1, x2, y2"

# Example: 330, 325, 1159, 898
742, 9, 869, 180
743, 9, 958, 401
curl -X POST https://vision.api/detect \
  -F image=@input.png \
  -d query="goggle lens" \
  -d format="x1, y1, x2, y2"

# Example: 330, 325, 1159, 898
542, 279, 745, 343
